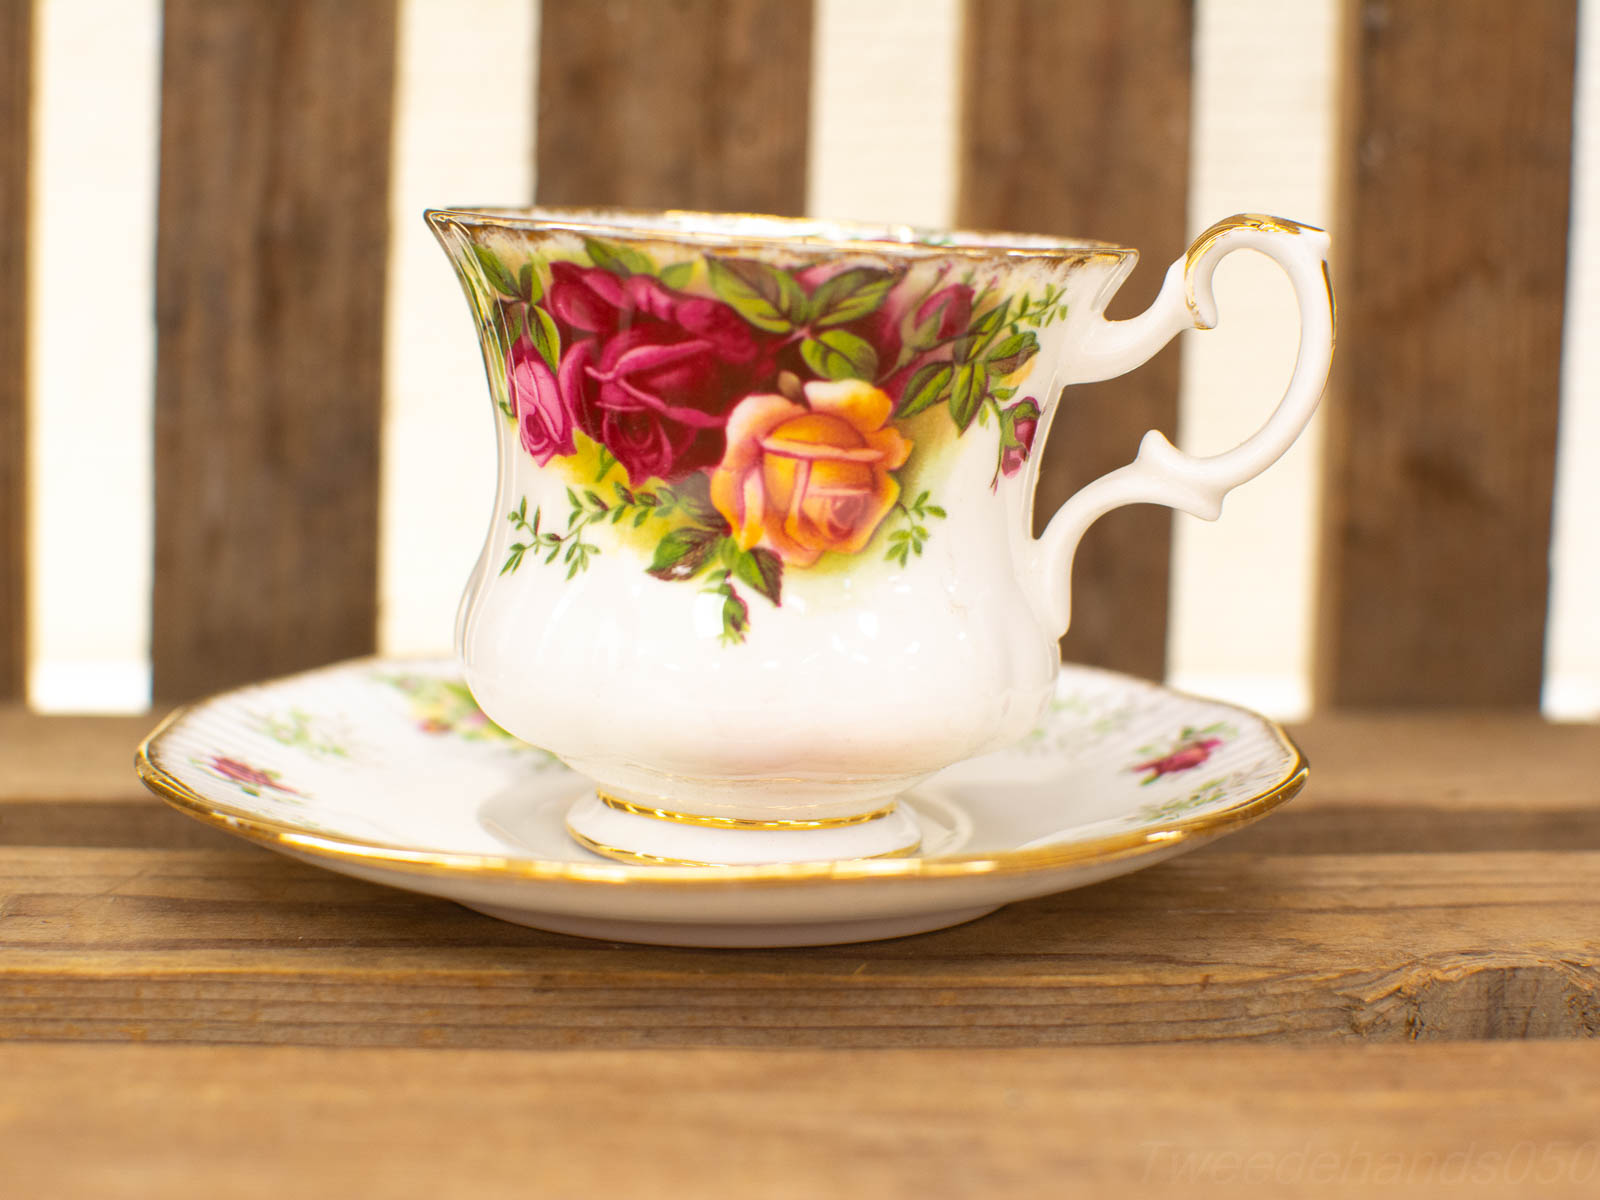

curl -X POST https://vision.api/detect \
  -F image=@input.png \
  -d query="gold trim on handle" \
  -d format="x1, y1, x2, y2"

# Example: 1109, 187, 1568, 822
1183, 213, 1331, 332
596, 791, 899, 831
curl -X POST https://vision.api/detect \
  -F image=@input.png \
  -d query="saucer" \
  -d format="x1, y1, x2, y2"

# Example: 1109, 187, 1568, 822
135, 657, 1306, 947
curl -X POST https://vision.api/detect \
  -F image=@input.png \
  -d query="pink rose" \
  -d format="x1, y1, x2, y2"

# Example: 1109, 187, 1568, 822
507, 335, 576, 464
547, 263, 777, 481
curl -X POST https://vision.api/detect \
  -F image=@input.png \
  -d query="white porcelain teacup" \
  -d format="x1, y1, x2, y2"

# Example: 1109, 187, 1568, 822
428, 207, 1333, 865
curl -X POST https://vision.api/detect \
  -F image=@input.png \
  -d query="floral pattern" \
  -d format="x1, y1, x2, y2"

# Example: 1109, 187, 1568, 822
380, 672, 529, 745
1129, 723, 1236, 785
448, 234, 1068, 642
194, 755, 301, 801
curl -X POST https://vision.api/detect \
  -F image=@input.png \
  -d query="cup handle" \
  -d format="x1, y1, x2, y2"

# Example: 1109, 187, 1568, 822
1028, 213, 1335, 637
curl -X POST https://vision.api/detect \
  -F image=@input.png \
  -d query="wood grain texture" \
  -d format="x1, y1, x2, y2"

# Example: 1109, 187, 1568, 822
150, 0, 397, 701
536, 0, 812, 213
4, 846, 1597, 1047
0, 0, 30, 700
1319, 0, 1577, 706
958, 0, 1192, 680
4, 1042, 1600, 1199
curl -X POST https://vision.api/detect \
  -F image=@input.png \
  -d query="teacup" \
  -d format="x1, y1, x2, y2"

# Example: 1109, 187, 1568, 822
427, 207, 1333, 865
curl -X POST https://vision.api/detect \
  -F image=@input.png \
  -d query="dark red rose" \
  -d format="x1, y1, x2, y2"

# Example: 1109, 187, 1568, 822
507, 335, 576, 465
912, 284, 974, 344
546, 264, 776, 482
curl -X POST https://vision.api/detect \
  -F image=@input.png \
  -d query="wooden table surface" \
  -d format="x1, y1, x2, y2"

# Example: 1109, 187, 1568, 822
2, 707, 1598, 1197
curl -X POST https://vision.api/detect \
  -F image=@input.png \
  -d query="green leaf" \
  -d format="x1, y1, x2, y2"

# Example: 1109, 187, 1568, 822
659, 261, 694, 289
501, 303, 524, 344
808, 267, 896, 328
923, 504, 946, 519
706, 259, 803, 333
472, 244, 522, 297
734, 547, 783, 606
969, 297, 1012, 338
667, 473, 728, 530
948, 363, 984, 431
720, 588, 750, 642
646, 527, 722, 581
896, 361, 954, 417
518, 261, 540, 303
985, 330, 1039, 376
583, 237, 653, 277
799, 330, 878, 381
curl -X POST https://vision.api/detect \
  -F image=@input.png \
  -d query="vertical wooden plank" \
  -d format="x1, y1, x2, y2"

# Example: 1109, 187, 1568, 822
958, 0, 1192, 680
1319, 0, 1576, 707
0, 0, 30, 700
536, 0, 812, 213
152, 0, 397, 700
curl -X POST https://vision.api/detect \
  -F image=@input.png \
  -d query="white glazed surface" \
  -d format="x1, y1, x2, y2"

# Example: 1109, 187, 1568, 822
440, 212, 1332, 830
137, 657, 1305, 947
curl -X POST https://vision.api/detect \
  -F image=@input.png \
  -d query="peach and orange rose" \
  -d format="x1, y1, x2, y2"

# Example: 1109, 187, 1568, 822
710, 380, 913, 567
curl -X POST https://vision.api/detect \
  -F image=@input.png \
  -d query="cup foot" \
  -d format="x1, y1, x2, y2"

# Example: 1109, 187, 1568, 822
564, 789, 922, 866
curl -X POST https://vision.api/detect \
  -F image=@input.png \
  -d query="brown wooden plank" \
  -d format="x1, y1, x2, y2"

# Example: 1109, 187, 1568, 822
5, 1042, 1600, 1200
536, 0, 812, 213
0, 0, 31, 700
150, 0, 397, 701
1318, 0, 1577, 706
958, 0, 1192, 681
4, 846, 1597, 1046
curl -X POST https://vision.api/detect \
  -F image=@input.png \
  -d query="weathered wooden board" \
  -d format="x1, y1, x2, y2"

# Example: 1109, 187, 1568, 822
1319, 0, 1578, 706
150, 0, 397, 700
0, 0, 31, 701
5, 1042, 1600, 1199
536, 0, 812, 214
3, 846, 1596, 1046
958, 0, 1193, 680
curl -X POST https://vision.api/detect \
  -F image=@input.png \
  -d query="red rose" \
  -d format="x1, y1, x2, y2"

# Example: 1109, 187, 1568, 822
547, 264, 776, 482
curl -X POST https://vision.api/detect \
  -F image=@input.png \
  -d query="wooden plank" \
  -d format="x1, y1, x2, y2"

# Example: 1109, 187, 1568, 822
150, 0, 397, 701
1318, 0, 1577, 706
4, 1043, 1600, 1200
958, 0, 1192, 680
5, 708, 1600, 852
0, 0, 31, 700
4, 846, 1597, 1046
536, 0, 812, 213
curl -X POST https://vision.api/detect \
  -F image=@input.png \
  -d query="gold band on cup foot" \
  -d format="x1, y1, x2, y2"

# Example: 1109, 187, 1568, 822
565, 790, 924, 867
567, 825, 923, 867
595, 790, 898, 832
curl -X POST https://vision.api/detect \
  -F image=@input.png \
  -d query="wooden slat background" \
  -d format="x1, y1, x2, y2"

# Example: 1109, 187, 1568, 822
1319, 0, 1578, 707
0, 0, 1593, 709
536, 0, 813, 214
959, 0, 1193, 682
150, 0, 397, 701
0, 0, 30, 702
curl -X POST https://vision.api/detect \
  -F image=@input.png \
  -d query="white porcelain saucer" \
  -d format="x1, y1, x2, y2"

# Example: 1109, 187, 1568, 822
136, 657, 1306, 947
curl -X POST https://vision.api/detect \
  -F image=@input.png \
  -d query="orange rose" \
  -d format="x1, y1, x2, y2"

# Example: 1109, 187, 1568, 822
711, 380, 912, 566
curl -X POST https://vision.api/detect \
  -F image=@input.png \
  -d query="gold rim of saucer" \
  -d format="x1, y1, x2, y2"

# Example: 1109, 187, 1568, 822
134, 655, 1308, 891
595, 790, 900, 832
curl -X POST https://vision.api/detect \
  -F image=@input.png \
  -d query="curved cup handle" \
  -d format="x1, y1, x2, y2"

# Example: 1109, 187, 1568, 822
1029, 213, 1334, 637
